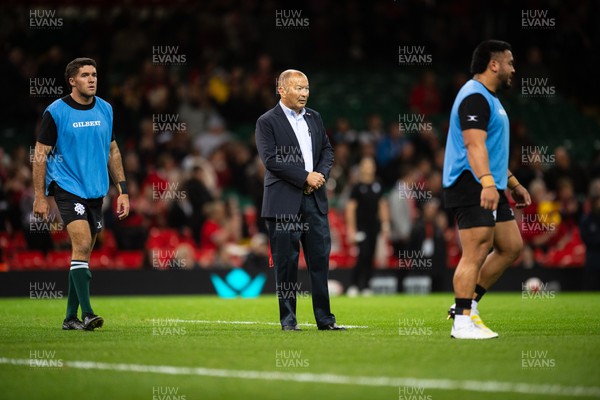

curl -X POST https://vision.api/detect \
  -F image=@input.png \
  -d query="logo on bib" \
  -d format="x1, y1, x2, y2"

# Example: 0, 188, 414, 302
72, 121, 101, 128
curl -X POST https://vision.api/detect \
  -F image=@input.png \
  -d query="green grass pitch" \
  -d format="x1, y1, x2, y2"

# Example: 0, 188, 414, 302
1, 293, 599, 400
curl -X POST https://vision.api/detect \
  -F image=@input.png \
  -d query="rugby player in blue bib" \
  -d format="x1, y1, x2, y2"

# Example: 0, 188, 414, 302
443, 41, 531, 339
32, 58, 130, 331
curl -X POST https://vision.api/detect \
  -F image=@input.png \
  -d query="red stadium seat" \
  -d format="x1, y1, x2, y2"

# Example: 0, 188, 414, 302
330, 253, 353, 269
9, 251, 45, 271
89, 250, 113, 269
114, 251, 144, 270
10, 231, 27, 252
45, 250, 72, 270
97, 230, 118, 252
50, 229, 71, 248
146, 228, 180, 249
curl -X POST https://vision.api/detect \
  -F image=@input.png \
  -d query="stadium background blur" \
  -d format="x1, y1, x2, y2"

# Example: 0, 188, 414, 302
1, 0, 599, 289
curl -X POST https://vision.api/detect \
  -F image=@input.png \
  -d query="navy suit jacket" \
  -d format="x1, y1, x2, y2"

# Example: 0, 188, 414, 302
256, 104, 334, 218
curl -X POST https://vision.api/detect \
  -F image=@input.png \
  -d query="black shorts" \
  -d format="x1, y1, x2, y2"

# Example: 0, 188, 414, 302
443, 171, 515, 229
50, 182, 104, 234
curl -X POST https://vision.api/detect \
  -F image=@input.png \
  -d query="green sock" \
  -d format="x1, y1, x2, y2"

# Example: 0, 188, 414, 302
70, 261, 94, 317
65, 271, 79, 319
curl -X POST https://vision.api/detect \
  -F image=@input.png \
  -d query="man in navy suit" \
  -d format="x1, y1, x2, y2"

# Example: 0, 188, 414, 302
256, 69, 345, 331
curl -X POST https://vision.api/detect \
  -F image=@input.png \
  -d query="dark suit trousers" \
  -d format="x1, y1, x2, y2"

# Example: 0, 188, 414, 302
266, 194, 336, 328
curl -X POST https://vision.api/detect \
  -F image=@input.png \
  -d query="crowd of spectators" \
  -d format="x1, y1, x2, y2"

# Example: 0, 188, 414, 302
0, 1, 598, 282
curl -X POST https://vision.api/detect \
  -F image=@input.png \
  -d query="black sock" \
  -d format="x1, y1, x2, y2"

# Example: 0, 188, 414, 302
455, 298, 471, 316
474, 284, 487, 303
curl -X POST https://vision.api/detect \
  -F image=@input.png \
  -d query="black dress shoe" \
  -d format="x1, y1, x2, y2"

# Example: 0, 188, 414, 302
282, 325, 302, 331
318, 323, 346, 331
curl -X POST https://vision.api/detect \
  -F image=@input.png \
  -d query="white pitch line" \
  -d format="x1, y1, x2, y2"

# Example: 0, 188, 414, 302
172, 319, 370, 329
1, 357, 599, 398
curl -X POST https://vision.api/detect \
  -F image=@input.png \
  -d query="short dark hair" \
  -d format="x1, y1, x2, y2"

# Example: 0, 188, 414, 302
64, 57, 97, 87
470, 40, 512, 74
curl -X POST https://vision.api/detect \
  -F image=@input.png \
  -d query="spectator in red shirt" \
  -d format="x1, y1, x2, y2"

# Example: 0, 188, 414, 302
199, 200, 242, 267
409, 70, 441, 116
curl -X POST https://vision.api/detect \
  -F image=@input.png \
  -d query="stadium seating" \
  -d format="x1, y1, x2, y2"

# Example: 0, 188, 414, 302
89, 250, 114, 270
146, 228, 180, 249
113, 251, 144, 270
9, 251, 45, 271
45, 250, 72, 270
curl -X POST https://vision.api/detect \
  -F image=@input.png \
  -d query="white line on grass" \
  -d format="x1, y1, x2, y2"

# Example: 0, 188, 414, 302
173, 319, 370, 329
1, 357, 599, 398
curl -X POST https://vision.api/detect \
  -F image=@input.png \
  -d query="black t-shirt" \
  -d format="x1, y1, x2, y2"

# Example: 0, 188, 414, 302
350, 181, 383, 231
